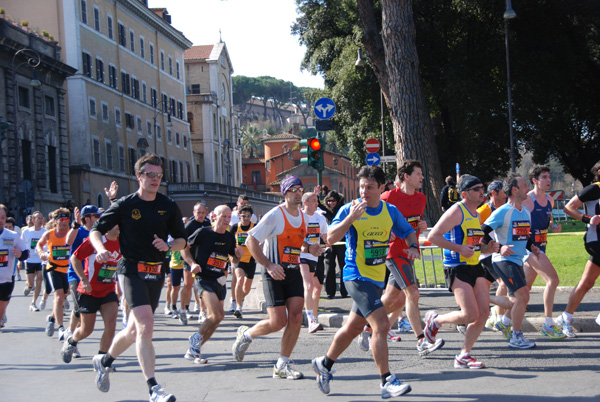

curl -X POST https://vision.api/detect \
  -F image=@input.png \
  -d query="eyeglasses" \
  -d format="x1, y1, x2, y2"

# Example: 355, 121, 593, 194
58, 217, 69, 222
326, 199, 336, 203
239, 214, 251, 218
468, 186, 485, 192
141, 171, 163, 179
287, 187, 304, 193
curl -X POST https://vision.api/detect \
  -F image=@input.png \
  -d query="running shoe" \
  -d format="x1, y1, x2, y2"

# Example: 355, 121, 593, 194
595, 312, 600, 327
92, 354, 115, 392
45, 315, 55, 337
58, 326, 67, 341
387, 330, 401, 342
456, 324, 467, 335
312, 356, 335, 394
562, 321, 576, 338
229, 301, 237, 313
381, 374, 411, 399
61, 337, 76, 363
454, 353, 485, 369
149, 385, 176, 402
191, 302, 199, 313
23, 286, 32, 296
39, 299, 46, 310
171, 310, 179, 319
73, 345, 81, 358
29, 302, 40, 312
232, 325, 252, 362
495, 321, 512, 340
17, 273, 22, 281
178, 309, 188, 325
273, 361, 303, 380
163, 305, 171, 315
63, 298, 70, 311
485, 309, 498, 331
424, 310, 439, 343
1, 314, 6, 328
308, 321, 324, 333
397, 316, 412, 333
357, 326, 371, 351
198, 311, 207, 324
184, 332, 202, 361
540, 324, 567, 339
416, 338, 445, 357
234, 309, 243, 319
509, 333, 536, 349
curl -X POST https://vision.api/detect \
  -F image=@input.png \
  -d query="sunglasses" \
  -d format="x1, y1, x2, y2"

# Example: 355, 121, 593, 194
239, 214, 251, 218
141, 171, 163, 179
326, 199, 336, 203
58, 217, 69, 222
468, 186, 485, 192
287, 187, 304, 193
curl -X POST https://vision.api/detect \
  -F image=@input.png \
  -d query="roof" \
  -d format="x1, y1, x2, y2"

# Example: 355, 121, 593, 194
184, 45, 214, 60
263, 132, 300, 142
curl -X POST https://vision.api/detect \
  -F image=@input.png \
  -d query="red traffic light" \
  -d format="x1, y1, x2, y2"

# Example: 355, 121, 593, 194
308, 138, 321, 151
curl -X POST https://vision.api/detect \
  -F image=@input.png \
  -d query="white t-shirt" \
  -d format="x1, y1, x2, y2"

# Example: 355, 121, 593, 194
21, 227, 46, 264
0, 228, 27, 283
300, 211, 328, 262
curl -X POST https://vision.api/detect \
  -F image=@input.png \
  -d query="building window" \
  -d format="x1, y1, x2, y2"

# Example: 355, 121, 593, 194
186, 162, 191, 182
101, 102, 109, 122
81, 0, 87, 24
106, 142, 113, 170
175, 131, 180, 147
89, 98, 96, 118
108, 65, 117, 88
170, 97, 175, 115
129, 30, 135, 52
137, 116, 142, 134
121, 71, 130, 95
132, 78, 140, 99
128, 148, 136, 175
156, 125, 161, 141
118, 145, 125, 172
44, 96, 55, 116
183, 134, 188, 149
162, 94, 168, 112
146, 120, 152, 137
160, 51, 165, 71
82, 52, 92, 78
114, 107, 121, 126
151, 88, 158, 108
140, 37, 145, 59
142, 82, 147, 103
107, 16, 113, 39
22, 140, 32, 180
251, 171, 261, 186
179, 161, 184, 181
167, 129, 172, 144
170, 160, 178, 183
176, 61, 180, 79
168, 56, 173, 75
95, 58, 104, 82
93, 7, 100, 31
125, 112, 134, 130
93, 138, 101, 167
190, 84, 200, 94
48, 146, 58, 193
177, 101, 183, 119
149, 43, 154, 64
118, 22, 126, 47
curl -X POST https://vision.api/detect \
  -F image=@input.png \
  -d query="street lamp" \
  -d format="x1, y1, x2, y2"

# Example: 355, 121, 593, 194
152, 100, 173, 155
504, 0, 517, 172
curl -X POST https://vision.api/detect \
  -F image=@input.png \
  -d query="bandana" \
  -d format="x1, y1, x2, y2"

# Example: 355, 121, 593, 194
280, 175, 303, 195
458, 174, 483, 192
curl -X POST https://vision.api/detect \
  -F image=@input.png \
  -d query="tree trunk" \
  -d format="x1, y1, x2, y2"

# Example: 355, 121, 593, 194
357, 0, 443, 223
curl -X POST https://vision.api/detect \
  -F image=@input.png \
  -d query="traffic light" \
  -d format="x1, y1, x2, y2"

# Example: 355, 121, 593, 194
300, 137, 323, 171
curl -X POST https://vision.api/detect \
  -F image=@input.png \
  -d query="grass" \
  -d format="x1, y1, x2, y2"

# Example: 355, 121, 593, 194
415, 218, 589, 288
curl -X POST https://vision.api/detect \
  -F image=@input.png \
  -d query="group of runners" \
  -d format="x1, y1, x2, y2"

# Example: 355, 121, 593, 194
2, 154, 600, 401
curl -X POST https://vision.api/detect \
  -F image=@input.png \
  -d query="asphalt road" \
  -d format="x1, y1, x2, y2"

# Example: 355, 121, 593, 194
1, 279, 600, 402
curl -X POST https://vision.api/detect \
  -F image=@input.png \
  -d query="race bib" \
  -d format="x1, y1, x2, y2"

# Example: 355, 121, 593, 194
236, 232, 248, 246
207, 252, 229, 271
512, 221, 530, 241
0, 250, 8, 268
364, 240, 388, 266
281, 246, 300, 269
52, 245, 71, 261
306, 223, 320, 244
2, 238, 14, 248
466, 228, 484, 251
97, 263, 117, 284
406, 215, 420, 231
533, 228, 548, 246
30, 238, 39, 249
137, 261, 162, 281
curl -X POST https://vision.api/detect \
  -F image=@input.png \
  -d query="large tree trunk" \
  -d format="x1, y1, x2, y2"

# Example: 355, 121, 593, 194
358, 0, 443, 223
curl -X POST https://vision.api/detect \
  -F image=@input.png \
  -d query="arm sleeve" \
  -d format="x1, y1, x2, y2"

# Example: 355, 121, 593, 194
481, 224, 494, 244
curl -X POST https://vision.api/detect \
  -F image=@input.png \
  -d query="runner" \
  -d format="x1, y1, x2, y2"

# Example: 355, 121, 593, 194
231, 204, 257, 319
312, 166, 417, 398
89, 154, 187, 402
522, 165, 565, 339
232, 175, 323, 380
482, 173, 538, 349
0, 204, 29, 330
61, 224, 121, 363
426, 174, 499, 368
181, 205, 243, 364
229, 194, 258, 225
557, 160, 600, 337
380, 160, 445, 356
21, 211, 46, 311
168, 243, 184, 320
299, 190, 328, 333
36, 208, 75, 339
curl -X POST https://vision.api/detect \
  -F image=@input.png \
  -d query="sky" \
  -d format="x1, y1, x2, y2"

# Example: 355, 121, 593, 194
148, 0, 325, 89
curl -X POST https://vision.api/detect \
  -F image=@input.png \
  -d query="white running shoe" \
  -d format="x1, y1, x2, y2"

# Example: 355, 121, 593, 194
509, 332, 536, 349
149, 385, 176, 402
381, 374, 411, 398
163, 305, 171, 315
357, 326, 371, 351
45, 315, 55, 337
273, 361, 303, 380
179, 309, 188, 325
312, 356, 335, 394
184, 332, 202, 361
39, 299, 47, 311
417, 338, 445, 356
229, 301, 237, 313
232, 325, 252, 362
308, 321, 324, 333
92, 354, 115, 393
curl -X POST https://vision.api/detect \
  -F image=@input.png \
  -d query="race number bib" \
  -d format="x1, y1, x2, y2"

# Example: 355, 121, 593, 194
97, 263, 118, 284
512, 221, 530, 241
30, 238, 39, 249
52, 245, 71, 261
406, 216, 420, 231
364, 240, 388, 266
207, 252, 229, 272
281, 246, 300, 269
533, 229, 548, 247
0, 250, 8, 268
236, 232, 248, 246
306, 222, 320, 244
137, 261, 162, 281
466, 228, 484, 251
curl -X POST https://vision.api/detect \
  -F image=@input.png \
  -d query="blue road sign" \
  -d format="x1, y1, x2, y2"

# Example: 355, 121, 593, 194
366, 152, 381, 166
314, 97, 336, 120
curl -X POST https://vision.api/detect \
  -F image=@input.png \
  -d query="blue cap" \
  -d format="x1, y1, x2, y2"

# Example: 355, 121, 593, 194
81, 205, 100, 216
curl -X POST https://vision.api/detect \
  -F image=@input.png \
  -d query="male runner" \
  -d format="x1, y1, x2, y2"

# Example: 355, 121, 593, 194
557, 160, 600, 337
36, 208, 75, 338
232, 175, 323, 380
482, 173, 538, 349
380, 160, 445, 355
230, 204, 257, 319
427, 174, 499, 368
21, 211, 46, 311
181, 205, 243, 364
61, 224, 121, 363
229, 195, 257, 312
299, 191, 328, 333
0, 204, 29, 329
522, 165, 565, 339
312, 166, 418, 398
89, 154, 187, 402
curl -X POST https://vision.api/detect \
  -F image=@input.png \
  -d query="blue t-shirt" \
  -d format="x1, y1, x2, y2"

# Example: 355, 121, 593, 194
484, 203, 531, 266
67, 227, 90, 283
332, 199, 414, 287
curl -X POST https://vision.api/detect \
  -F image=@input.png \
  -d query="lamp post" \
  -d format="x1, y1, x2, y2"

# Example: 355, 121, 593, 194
152, 100, 173, 155
504, 0, 517, 172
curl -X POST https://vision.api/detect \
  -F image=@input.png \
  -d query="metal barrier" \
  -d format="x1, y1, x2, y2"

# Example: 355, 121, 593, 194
417, 243, 448, 291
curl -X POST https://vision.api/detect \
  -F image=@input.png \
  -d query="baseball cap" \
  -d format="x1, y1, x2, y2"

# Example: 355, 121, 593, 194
81, 205, 100, 216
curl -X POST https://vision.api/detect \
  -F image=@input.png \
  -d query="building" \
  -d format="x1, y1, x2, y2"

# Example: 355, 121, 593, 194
3, 0, 194, 209
184, 43, 241, 188
0, 16, 77, 222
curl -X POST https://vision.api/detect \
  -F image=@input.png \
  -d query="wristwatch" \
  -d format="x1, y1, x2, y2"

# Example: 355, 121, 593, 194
409, 243, 419, 249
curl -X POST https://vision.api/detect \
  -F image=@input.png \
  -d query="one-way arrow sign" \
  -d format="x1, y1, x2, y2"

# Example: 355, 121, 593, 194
366, 152, 381, 166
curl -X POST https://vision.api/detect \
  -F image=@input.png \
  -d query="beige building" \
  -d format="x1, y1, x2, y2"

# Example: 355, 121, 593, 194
3, 0, 193, 208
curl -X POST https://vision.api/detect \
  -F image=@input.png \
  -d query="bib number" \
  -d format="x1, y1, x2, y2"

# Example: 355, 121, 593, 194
364, 240, 388, 266
407, 216, 420, 231
533, 229, 548, 247
281, 246, 300, 269
52, 245, 70, 261
237, 232, 248, 246
0, 250, 8, 268
137, 261, 162, 281
512, 221, 530, 242
466, 229, 484, 251
306, 223, 320, 244
207, 252, 229, 272
98, 263, 117, 284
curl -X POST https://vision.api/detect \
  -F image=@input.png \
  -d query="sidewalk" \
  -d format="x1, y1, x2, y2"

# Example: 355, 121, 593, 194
243, 269, 600, 334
